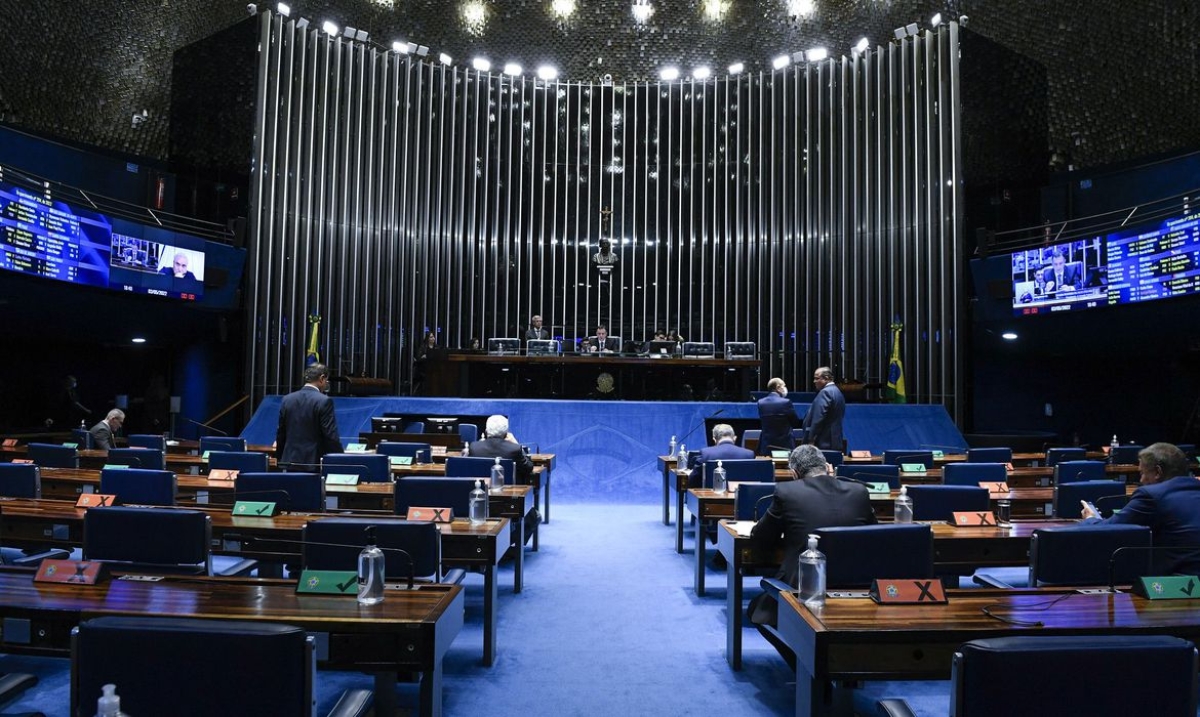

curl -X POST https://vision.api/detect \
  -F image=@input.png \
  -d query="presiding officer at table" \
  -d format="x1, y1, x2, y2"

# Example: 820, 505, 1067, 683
276, 362, 342, 469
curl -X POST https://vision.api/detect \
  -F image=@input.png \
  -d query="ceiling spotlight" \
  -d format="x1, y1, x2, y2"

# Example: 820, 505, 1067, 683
906, 22, 919, 36
536, 65, 559, 80
785, 0, 815, 17
295, 17, 309, 29
322, 21, 338, 36
727, 61, 744, 74
354, 29, 368, 42
342, 26, 356, 39
805, 47, 828, 62
958, 14, 969, 26
472, 57, 491, 71
246, 3, 258, 15
772, 54, 790, 70
132, 337, 147, 344
439, 52, 452, 65
1001, 331, 1018, 341
276, 2, 290, 16
503, 63, 522, 76
415, 45, 430, 57
550, 0, 576, 19
692, 66, 711, 80
659, 66, 679, 81
393, 41, 409, 54
854, 37, 869, 54
632, 0, 654, 23
930, 12, 942, 27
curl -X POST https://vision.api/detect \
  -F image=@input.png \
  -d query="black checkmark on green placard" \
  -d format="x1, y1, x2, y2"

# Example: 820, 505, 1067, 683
336, 577, 356, 592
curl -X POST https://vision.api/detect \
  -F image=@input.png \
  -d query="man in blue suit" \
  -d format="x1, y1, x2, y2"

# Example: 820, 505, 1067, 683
687, 423, 755, 488
1082, 442, 1200, 575
802, 366, 845, 452
276, 363, 343, 469
756, 377, 800, 455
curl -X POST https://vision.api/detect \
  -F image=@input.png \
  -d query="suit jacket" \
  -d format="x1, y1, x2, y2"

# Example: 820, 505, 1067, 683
1088, 475, 1200, 575
748, 474, 876, 626
802, 383, 846, 451
467, 436, 535, 483
276, 385, 342, 468
525, 328, 549, 341
756, 392, 800, 455
688, 440, 755, 488
1041, 262, 1083, 291
587, 337, 619, 353
89, 420, 117, 451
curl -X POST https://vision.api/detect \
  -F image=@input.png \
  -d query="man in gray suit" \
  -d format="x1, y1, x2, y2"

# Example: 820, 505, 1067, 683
89, 409, 125, 451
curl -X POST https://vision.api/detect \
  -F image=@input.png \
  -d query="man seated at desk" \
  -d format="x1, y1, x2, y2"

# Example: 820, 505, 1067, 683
586, 325, 619, 354
687, 423, 754, 489
89, 408, 125, 451
748, 444, 876, 668
467, 414, 535, 484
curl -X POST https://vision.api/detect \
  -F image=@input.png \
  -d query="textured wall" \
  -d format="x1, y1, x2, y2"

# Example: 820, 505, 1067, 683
0, 1, 1195, 173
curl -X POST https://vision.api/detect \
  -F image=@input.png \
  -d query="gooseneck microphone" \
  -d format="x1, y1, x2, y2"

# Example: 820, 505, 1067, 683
1107, 545, 1200, 595
227, 531, 417, 590
184, 417, 228, 436
679, 408, 726, 445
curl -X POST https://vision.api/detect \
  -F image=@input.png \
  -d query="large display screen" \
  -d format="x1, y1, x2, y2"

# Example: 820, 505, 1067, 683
1012, 209, 1200, 315
0, 178, 205, 300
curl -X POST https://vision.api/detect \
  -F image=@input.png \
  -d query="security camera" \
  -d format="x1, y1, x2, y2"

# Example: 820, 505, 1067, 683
246, 3, 258, 15
601, 73, 613, 86
958, 14, 969, 26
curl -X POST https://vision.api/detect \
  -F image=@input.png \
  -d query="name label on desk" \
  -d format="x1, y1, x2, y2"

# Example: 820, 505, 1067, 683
76, 493, 117, 508
771, 450, 790, 459
931, 450, 945, 459
951, 511, 997, 527
406, 506, 453, 523
296, 569, 359, 595
101, 463, 133, 470
233, 500, 279, 517
345, 443, 369, 453
870, 578, 947, 604
326, 473, 360, 486
201, 450, 211, 460
900, 463, 927, 474
850, 450, 872, 458
389, 456, 413, 466
1132, 575, 1200, 600
980, 481, 1010, 494
62, 442, 78, 449
1, 439, 17, 448
432, 446, 447, 456
35, 559, 109, 586
208, 469, 239, 481
866, 482, 892, 495
10, 458, 32, 464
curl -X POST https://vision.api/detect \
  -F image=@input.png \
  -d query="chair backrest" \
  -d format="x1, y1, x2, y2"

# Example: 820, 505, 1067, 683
942, 462, 1007, 487
71, 616, 313, 717
235, 472, 326, 513
393, 477, 478, 517
70, 428, 95, 449
321, 453, 391, 483
302, 517, 442, 581
208, 450, 269, 474
199, 436, 248, 453
820, 450, 844, 468
1054, 460, 1107, 484
950, 635, 1197, 717
376, 441, 433, 461
1029, 524, 1152, 586
1053, 480, 1128, 519
126, 434, 166, 451
740, 429, 761, 448
403, 421, 426, 434
458, 423, 479, 444
681, 341, 714, 357
906, 485, 990, 521
1176, 443, 1196, 459
1045, 446, 1086, 466
0, 463, 40, 499
882, 450, 934, 469
445, 456, 516, 485
99, 468, 177, 506
734, 482, 776, 520
836, 464, 901, 489
816, 524, 934, 588
106, 447, 166, 471
28, 442, 79, 469
1111, 444, 1144, 465
83, 506, 209, 573
966, 447, 1012, 463
705, 458, 774, 488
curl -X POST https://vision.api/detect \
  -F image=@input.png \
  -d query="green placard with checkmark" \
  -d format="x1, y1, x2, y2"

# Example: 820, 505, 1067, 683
232, 500, 279, 517
296, 570, 359, 595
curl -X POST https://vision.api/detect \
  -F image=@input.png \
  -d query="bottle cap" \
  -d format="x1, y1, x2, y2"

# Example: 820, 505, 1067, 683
806, 534, 819, 550
494, 457, 501, 464
899, 485, 908, 496
717, 460, 723, 467
98, 684, 120, 716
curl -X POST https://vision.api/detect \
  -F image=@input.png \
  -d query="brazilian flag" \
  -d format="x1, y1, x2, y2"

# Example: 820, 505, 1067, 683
886, 323, 906, 404
306, 315, 321, 366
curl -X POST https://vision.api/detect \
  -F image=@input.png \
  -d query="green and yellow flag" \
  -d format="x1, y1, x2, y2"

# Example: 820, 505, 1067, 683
886, 323, 906, 404
306, 315, 321, 366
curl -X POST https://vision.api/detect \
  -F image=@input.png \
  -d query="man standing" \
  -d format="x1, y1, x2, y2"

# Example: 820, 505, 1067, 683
276, 363, 342, 469
802, 366, 846, 452
468, 415, 535, 484
525, 315, 549, 342
756, 377, 800, 455
89, 409, 125, 451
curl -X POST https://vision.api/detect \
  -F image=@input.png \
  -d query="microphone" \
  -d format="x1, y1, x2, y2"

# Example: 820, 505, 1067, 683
228, 530, 417, 590
184, 417, 227, 436
1107, 545, 1200, 594
679, 409, 726, 445
753, 493, 775, 520
209, 488, 294, 511
107, 453, 143, 467
277, 461, 325, 472
918, 444, 965, 454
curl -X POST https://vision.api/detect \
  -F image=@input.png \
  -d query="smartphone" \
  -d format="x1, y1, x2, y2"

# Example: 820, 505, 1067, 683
1081, 500, 1099, 517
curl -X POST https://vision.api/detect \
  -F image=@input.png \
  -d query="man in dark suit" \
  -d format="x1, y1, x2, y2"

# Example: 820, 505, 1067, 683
89, 408, 125, 451
1082, 442, 1200, 575
802, 366, 845, 452
467, 414, 535, 484
748, 444, 876, 666
687, 423, 755, 487
276, 363, 342, 469
1041, 250, 1083, 293
525, 314, 549, 342
586, 325, 619, 353
756, 377, 801, 455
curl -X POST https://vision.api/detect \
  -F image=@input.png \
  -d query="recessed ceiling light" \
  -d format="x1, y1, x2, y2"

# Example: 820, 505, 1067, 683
1001, 332, 1018, 341
132, 337, 147, 344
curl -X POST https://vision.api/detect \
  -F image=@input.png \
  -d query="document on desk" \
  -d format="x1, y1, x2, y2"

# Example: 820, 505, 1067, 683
731, 521, 756, 537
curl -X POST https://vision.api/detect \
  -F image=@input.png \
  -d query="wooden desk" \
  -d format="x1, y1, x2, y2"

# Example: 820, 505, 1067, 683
714, 519, 1077, 670
0, 566, 462, 716
390, 460, 552, 531
776, 587, 1200, 717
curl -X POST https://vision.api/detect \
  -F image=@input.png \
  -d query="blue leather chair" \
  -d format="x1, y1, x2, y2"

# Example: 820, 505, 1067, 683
882, 450, 934, 469
966, 447, 1012, 463
1111, 444, 1143, 465
458, 423, 479, 445
816, 524, 935, 587
942, 462, 1007, 487
734, 482, 776, 520
878, 635, 1198, 717
376, 441, 433, 461
72, 616, 373, 717
99, 468, 177, 506
1054, 459, 1107, 484
1054, 480, 1128, 519
403, 421, 426, 434
393, 477, 478, 517
321, 453, 391, 483
0, 463, 41, 498
235, 472, 326, 513
836, 463, 901, 489
820, 450, 844, 468
208, 450, 269, 474
70, 428, 95, 449
106, 447, 165, 471
906, 485, 989, 521
28, 442, 79, 468
445, 456, 515, 485
740, 429, 761, 449
126, 434, 166, 451
83, 506, 210, 574
303, 517, 463, 584
703, 458, 774, 489
1045, 446, 1086, 466
974, 524, 1151, 589
199, 436, 247, 453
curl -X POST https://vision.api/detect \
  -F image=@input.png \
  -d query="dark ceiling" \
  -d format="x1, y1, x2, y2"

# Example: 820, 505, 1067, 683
0, 0, 1196, 175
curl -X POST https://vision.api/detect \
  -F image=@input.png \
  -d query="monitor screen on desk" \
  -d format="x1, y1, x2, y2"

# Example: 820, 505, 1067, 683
527, 339, 560, 355
487, 337, 520, 355
682, 341, 715, 357
724, 341, 756, 359
648, 340, 676, 355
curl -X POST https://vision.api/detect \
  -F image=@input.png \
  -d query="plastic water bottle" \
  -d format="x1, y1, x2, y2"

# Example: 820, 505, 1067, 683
490, 456, 505, 492
462, 442, 470, 457
96, 683, 128, 717
357, 526, 385, 606
894, 485, 913, 524
469, 480, 488, 525
798, 534, 826, 609
1109, 434, 1119, 465
668, 435, 677, 460
713, 459, 727, 495
677, 443, 688, 471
